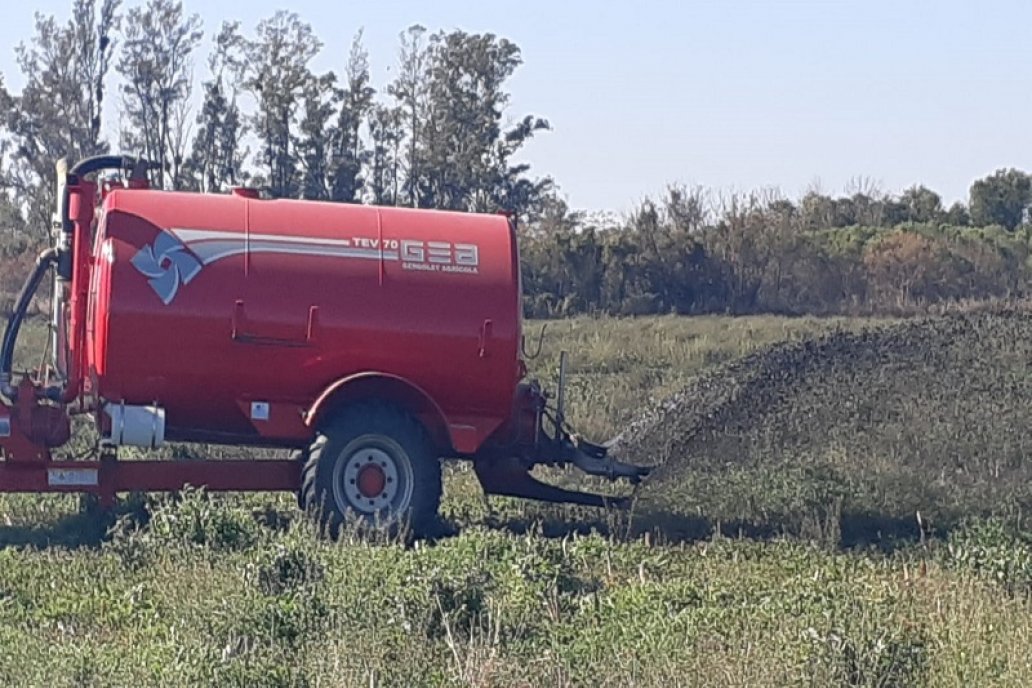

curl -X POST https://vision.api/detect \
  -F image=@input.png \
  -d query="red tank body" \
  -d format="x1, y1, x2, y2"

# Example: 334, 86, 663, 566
86, 189, 522, 454
0, 156, 649, 523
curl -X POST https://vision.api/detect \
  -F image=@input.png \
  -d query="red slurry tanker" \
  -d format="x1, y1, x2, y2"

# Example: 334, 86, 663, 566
0, 156, 648, 534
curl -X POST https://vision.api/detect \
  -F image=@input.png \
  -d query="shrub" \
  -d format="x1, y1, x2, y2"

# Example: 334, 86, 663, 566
252, 543, 325, 596
133, 488, 262, 552
946, 518, 1032, 592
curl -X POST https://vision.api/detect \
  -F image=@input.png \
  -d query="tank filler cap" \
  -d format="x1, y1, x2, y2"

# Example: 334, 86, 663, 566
231, 187, 260, 199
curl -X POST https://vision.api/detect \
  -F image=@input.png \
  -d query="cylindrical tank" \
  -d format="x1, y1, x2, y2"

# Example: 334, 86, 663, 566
85, 189, 522, 452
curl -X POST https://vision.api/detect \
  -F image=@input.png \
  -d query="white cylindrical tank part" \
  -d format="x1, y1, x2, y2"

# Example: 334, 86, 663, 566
104, 403, 166, 448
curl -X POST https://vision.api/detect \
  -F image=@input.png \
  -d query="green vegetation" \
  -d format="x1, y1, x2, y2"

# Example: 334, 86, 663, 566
521, 195, 1032, 318
1, 314, 1032, 686
5, 496, 1032, 687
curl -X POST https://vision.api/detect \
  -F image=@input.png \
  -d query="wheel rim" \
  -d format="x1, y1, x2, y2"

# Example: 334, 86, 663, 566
331, 436, 415, 523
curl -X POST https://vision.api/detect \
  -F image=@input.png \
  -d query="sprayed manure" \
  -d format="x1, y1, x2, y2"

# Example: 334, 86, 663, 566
613, 309, 1032, 543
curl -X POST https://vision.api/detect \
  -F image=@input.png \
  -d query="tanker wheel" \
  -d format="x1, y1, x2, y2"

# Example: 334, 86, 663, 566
301, 402, 441, 538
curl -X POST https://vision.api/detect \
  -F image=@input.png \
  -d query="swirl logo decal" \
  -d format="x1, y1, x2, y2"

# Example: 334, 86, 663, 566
130, 232, 203, 305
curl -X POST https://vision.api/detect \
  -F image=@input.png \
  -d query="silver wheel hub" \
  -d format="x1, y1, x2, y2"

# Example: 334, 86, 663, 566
332, 440, 413, 520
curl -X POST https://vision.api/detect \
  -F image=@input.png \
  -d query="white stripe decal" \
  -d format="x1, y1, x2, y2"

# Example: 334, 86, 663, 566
185, 240, 398, 265
172, 228, 364, 249
169, 229, 400, 265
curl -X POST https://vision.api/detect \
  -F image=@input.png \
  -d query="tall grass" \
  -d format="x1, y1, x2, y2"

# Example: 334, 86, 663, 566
2, 314, 1031, 687
0, 490, 1031, 687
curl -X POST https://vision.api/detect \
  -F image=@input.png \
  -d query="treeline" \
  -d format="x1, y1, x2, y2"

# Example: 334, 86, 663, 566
521, 177, 1032, 316
3, 1, 1032, 319
0, 0, 552, 238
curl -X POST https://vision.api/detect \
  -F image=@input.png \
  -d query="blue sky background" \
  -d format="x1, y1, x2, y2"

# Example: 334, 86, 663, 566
2, 0, 1030, 212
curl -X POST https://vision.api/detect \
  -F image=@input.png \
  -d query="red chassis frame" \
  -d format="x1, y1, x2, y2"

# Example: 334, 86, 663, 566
0, 387, 299, 507
1, 376, 301, 506
0, 458, 300, 506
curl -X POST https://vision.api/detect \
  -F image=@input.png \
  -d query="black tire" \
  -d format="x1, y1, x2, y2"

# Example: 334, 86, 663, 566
300, 402, 441, 538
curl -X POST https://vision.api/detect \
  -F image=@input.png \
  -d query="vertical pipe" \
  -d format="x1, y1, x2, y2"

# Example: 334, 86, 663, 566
61, 181, 97, 403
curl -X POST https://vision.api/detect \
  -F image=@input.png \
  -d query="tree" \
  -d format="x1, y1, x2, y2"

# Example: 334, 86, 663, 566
416, 30, 550, 215
969, 169, 1032, 230
117, 0, 202, 189
187, 22, 247, 192
388, 25, 430, 207
2, 0, 120, 233
422, 31, 522, 210
665, 184, 710, 233
0, 132, 26, 238
489, 114, 552, 216
799, 189, 835, 230
0, 75, 11, 127
329, 32, 375, 203
863, 231, 938, 307
238, 12, 321, 198
0, 193, 26, 237
0, 78, 13, 213
708, 191, 783, 312
294, 31, 376, 204
367, 104, 403, 205
295, 72, 338, 201
844, 176, 889, 226
900, 185, 943, 224
632, 190, 721, 313
831, 196, 857, 227
945, 201, 970, 226
384, 27, 550, 215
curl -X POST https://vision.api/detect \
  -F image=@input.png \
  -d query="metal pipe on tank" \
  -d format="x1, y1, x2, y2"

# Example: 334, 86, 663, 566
50, 158, 72, 388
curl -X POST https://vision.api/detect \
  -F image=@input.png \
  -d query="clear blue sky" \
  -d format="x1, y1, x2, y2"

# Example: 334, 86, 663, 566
2, 0, 1031, 212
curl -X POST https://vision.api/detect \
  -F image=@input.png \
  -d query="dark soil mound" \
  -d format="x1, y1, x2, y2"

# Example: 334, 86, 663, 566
614, 309, 1032, 542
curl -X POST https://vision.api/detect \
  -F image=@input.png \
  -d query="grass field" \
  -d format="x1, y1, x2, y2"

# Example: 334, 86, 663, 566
5, 314, 1032, 687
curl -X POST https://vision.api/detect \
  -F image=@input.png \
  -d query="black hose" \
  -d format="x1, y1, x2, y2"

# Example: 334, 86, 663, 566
69, 155, 158, 181
0, 155, 156, 401
0, 248, 58, 400
69, 155, 134, 178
